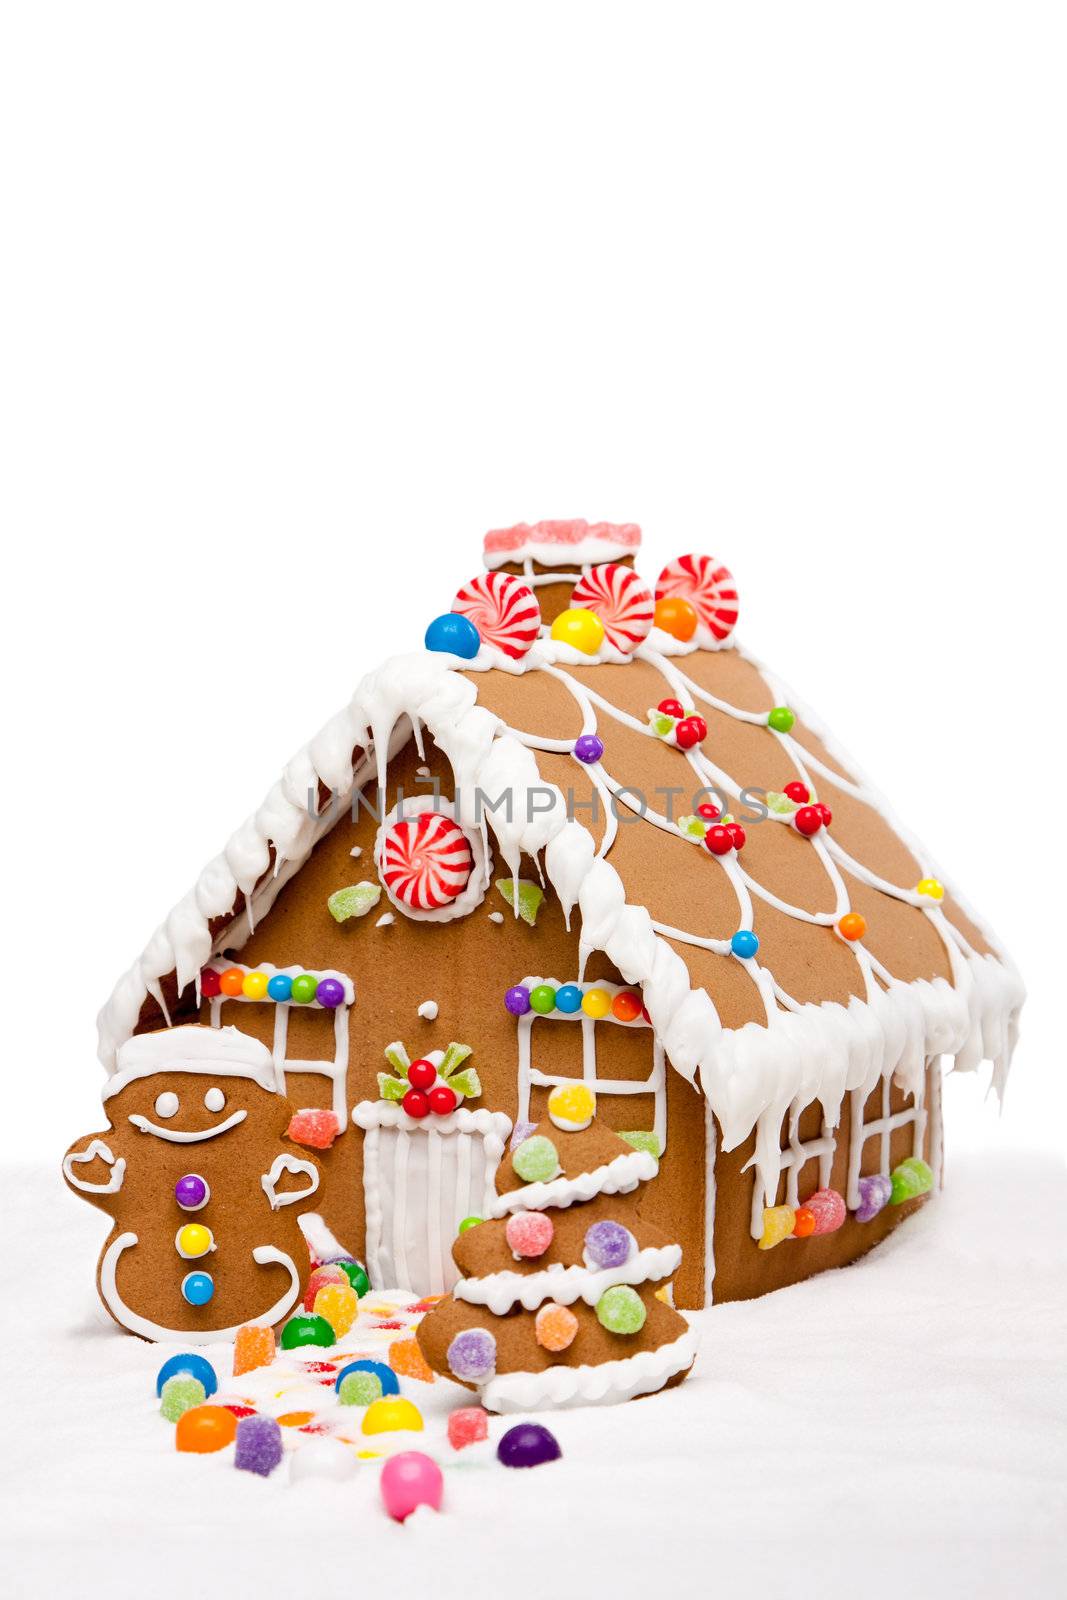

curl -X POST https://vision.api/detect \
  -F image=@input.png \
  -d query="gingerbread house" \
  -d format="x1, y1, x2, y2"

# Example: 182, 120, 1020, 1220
81, 520, 1023, 1335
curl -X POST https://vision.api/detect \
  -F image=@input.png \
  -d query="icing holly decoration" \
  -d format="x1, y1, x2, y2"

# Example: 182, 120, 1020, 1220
380, 811, 474, 912
647, 704, 707, 750
570, 563, 654, 653
377, 1041, 482, 1111
452, 571, 542, 659
655, 553, 739, 645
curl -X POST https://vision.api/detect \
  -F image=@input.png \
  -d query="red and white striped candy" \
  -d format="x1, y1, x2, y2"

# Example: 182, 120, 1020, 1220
452, 571, 541, 660
570, 563, 654, 653
655, 554, 739, 643
380, 812, 474, 911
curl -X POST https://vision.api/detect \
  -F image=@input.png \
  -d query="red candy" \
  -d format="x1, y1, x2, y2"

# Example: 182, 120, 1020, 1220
505, 1210, 555, 1259
697, 802, 721, 821
570, 562, 655, 653
407, 1059, 437, 1091
199, 967, 222, 998
704, 825, 734, 856
657, 698, 685, 718
815, 803, 833, 828
287, 1109, 340, 1149
674, 715, 707, 750
448, 1406, 490, 1451
725, 821, 746, 850
656, 553, 739, 643
429, 1084, 458, 1116
803, 1188, 847, 1235
380, 811, 474, 911
452, 570, 541, 660
402, 1089, 431, 1119
303, 1265, 346, 1312
795, 806, 824, 837
783, 781, 810, 804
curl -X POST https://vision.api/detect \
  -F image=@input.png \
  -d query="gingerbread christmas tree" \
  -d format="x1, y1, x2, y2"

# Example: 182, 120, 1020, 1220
417, 1090, 698, 1410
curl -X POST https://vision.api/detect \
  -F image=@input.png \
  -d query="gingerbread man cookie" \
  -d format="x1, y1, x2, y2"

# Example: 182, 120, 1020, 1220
63, 1025, 323, 1343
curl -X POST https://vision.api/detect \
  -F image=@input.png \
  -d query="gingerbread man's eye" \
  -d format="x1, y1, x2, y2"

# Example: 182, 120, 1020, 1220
154, 1092, 179, 1119
203, 1087, 225, 1113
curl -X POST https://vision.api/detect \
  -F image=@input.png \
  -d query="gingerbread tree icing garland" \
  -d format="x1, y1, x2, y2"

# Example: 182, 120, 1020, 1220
416, 1095, 697, 1411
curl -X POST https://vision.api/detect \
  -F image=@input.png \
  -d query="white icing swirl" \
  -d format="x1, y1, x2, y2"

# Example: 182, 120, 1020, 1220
453, 1243, 682, 1314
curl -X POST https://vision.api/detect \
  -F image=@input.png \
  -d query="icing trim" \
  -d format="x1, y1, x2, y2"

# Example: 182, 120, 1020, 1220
128, 1109, 247, 1142
489, 1148, 658, 1216
98, 1233, 302, 1343
261, 1153, 319, 1210
63, 1139, 126, 1195
352, 1101, 512, 1142
453, 1243, 682, 1314
104, 1025, 276, 1098
480, 1324, 698, 1412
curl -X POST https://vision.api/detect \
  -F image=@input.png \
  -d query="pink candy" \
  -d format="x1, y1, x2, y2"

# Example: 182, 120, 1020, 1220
570, 562, 654, 653
505, 1210, 554, 1259
804, 1188, 847, 1235
452, 571, 541, 660
287, 1110, 340, 1149
380, 1451, 444, 1522
447, 1406, 489, 1451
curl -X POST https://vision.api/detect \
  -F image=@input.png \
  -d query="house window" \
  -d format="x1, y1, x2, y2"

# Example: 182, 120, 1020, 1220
515, 976, 667, 1154
845, 1071, 927, 1210
749, 1099, 836, 1239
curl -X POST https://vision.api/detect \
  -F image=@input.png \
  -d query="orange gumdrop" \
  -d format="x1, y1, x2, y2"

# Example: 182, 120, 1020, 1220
175, 1405, 238, 1454
389, 1338, 435, 1383
233, 1323, 275, 1377
611, 990, 643, 1023
219, 967, 246, 997
653, 596, 698, 642
838, 912, 867, 942
792, 1207, 816, 1239
534, 1302, 579, 1352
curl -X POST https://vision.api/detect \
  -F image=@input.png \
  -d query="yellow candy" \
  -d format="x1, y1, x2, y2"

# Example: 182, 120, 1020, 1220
313, 1282, 359, 1337
176, 1223, 214, 1258
758, 1205, 796, 1250
916, 878, 944, 901
550, 607, 605, 656
241, 970, 270, 999
654, 1283, 676, 1307
548, 1082, 596, 1132
581, 988, 612, 1020
361, 1398, 424, 1436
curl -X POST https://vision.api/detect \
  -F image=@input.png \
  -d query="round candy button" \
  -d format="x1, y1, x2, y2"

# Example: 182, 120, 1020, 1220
176, 1223, 214, 1259
174, 1173, 209, 1212
181, 1272, 214, 1306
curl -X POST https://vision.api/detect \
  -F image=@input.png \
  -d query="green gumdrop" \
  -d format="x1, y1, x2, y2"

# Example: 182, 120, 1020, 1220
383, 1041, 411, 1074
649, 713, 675, 738
767, 706, 796, 733
495, 878, 545, 927
446, 1067, 481, 1100
512, 1135, 560, 1183
160, 1374, 206, 1422
290, 974, 318, 1005
338, 1260, 370, 1297
596, 1285, 647, 1335
619, 1130, 661, 1158
338, 1371, 382, 1407
378, 1073, 408, 1101
890, 1157, 934, 1205
458, 1215, 483, 1234
328, 882, 382, 922
280, 1314, 336, 1350
766, 790, 798, 815
439, 1041, 472, 1076
678, 815, 709, 839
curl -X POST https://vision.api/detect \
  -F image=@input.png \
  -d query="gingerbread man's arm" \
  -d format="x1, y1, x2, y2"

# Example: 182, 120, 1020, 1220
62, 1134, 127, 1210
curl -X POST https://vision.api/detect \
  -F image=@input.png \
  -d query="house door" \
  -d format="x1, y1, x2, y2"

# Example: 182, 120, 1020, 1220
352, 1102, 512, 1294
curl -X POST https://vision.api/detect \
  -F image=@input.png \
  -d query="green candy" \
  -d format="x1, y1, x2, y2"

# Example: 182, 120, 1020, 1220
890, 1156, 935, 1205
512, 1135, 560, 1184
280, 1313, 336, 1350
160, 1374, 206, 1422
458, 1215, 483, 1234
495, 878, 545, 927
529, 984, 557, 1015
767, 706, 796, 734
338, 1371, 382, 1407
596, 1285, 646, 1335
619, 1130, 662, 1158
338, 1260, 370, 1297
327, 883, 381, 922
290, 973, 318, 1005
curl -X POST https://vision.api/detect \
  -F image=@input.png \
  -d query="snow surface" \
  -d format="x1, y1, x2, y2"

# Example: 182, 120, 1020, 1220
3, 1152, 1064, 1600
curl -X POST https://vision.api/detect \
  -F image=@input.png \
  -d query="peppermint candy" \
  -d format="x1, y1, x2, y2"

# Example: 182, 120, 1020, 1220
570, 563, 654, 653
452, 571, 541, 660
655, 554, 739, 644
380, 812, 474, 911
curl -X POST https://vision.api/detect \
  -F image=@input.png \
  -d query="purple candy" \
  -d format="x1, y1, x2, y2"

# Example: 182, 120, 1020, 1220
497, 1422, 562, 1469
174, 1174, 209, 1211
509, 1120, 537, 1151
584, 1220, 634, 1269
573, 734, 604, 765
316, 977, 345, 1009
505, 985, 531, 1017
234, 1414, 283, 1477
447, 1328, 497, 1382
855, 1173, 893, 1223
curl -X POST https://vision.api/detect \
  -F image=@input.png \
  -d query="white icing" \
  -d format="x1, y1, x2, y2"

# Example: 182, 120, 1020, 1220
297, 1211, 352, 1264
417, 1000, 439, 1021
62, 1139, 126, 1195
154, 1092, 179, 1118
261, 1153, 320, 1210
128, 1109, 247, 1143
376, 913, 395, 927
488, 911, 504, 924
203, 1086, 225, 1112
98, 1233, 302, 1343
490, 1148, 659, 1216
480, 1324, 698, 1411
453, 1243, 682, 1314
104, 1024, 277, 1097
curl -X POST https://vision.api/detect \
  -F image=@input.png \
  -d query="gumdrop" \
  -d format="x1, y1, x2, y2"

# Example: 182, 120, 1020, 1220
804, 1188, 847, 1235
313, 1282, 359, 1337
389, 1338, 435, 1383
156, 1352, 217, 1397
234, 1414, 284, 1477
890, 1156, 934, 1205
505, 1210, 554, 1259
233, 1323, 276, 1377
287, 1109, 340, 1149
160, 1375, 206, 1422
758, 1205, 796, 1251
338, 1371, 383, 1407
595, 1285, 646, 1335
175, 1405, 238, 1454
380, 1450, 444, 1521
446, 1328, 497, 1382
855, 1173, 893, 1222
535, 1302, 579, 1352
303, 1265, 347, 1312
583, 1220, 634, 1269
335, 1359, 399, 1397
447, 1406, 489, 1451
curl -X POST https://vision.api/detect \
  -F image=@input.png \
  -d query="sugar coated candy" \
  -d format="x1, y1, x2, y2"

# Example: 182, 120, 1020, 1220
758, 1205, 796, 1250
234, 1414, 283, 1478
547, 1082, 596, 1133
337, 1259, 371, 1297
890, 1156, 934, 1205
160, 1375, 206, 1422
583, 1220, 635, 1270
233, 1323, 275, 1377
335, 1359, 399, 1397
804, 1188, 847, 1235
302, 1264, 347, 1311
175, 1405, 238, 1454
389, 1338, 435, 1383
362, 1398, 424, 1436
497, 1422, 562, 1469
505, 1210, 554, 1259
286, 1109, 340, 1149
156, 1352, 218, 1398
512, 1135, 561, 1184
535, 1302, 579, 1352
447, 1406, 489, 1451
280, 1314, 335, 1351
380, 1450, 444, 1522
339, 1371, 383, 1407
596, 1285, 646, 1335
855, 1173, 893, 1222
314, 1282, 359, 1337
447, 1328, 497, 1383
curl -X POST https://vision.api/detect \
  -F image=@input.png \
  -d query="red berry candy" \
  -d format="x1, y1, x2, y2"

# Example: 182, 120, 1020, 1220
815, 803, 832, 827
783, 781, 810, 804
704, 825, 734, 856
794, 806, 823, 837
657, 698, 685, 718
402, 1089, 431, 1119
429, 1085, 458, 1116
675, 715, 707, 750
407, 1059, 437, 1091
726, 821, 746, 850
199, 968, 222, 998
696, 802, 721, 821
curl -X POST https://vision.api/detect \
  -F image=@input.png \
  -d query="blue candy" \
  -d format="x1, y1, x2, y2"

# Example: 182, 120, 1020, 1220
267, 973, 293, 1002
181, 1272, 215, 1307
156, 1351, 218, 1398
554, 984, 583, 1013
730, 929, 760, 959
334, 1358, 399, 1397
424, 613, 481, 659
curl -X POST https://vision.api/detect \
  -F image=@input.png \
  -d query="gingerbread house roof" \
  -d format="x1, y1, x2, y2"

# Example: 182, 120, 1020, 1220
97, 534, 1023, 1205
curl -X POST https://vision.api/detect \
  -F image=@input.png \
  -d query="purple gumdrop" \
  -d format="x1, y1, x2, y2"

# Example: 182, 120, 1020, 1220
447, 1328, 497, 1382
584, 1220, 635, 1269
573, 734, 604, 765
509, 1120, 537, 1151
505, 986, 531, 1017
316, 977, 345, 1009
497, 1422, 562, 1469
234, 1414, 283, 1477
855, 1173, 893, 1223
175, 1174, 209, 1211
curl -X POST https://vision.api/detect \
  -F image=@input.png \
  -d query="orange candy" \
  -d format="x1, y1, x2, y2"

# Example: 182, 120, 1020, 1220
233, 1323, 275, 1377
175, 1404, 238, 1454
653, 596, 698, 643
838, 913, 867, 942
534, 1302, 579, 1352
277, 1411, 315, 1427
610, 990, 643, 1023
313, 1282, 359, 1337
219, 967, 246, 997
792, 1207, 816, 1239
389, 1338, 436, 1383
